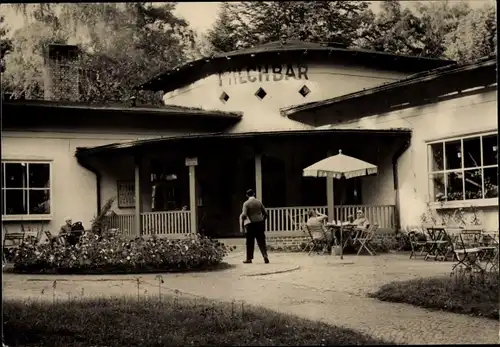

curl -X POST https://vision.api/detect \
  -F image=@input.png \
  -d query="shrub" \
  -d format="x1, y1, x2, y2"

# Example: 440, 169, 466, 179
370, 267, 499, 320
9, 233, 231, 274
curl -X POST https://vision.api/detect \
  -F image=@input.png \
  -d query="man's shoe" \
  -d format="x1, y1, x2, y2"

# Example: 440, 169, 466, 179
243, 260, 252, 264
264, 257, 270, 264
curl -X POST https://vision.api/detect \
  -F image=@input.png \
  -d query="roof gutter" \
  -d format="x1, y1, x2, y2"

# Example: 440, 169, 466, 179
76, 155, 102, 215
392, 137, 412, 231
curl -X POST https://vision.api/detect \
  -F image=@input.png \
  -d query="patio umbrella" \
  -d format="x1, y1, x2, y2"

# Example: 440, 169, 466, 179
303, 149, 378, 259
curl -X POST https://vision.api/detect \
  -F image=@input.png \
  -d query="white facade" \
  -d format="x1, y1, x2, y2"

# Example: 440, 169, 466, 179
163, 64, 409, 133
325, 88, 498, 231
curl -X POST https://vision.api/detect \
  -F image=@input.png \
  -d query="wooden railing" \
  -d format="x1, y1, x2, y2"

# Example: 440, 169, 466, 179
266, 206, 327, 232
107, 214, 136, 237
107, 205, 394, 236
266, 205, 395, 232
141, 211, 191, 236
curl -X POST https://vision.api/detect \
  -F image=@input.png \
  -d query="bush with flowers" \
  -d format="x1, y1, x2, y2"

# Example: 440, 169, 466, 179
10, 232, 232, 274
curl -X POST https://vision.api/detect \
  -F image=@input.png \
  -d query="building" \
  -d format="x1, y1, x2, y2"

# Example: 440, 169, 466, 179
2, 41, 497, 241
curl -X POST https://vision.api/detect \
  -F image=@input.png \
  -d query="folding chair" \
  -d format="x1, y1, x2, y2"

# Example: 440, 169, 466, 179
304, 224, 330, 256
408, 229, 429, 259
355, 224, 378, 256
478, 232, 499, 271
452, 232, 484, 273
3, 225, 26, 263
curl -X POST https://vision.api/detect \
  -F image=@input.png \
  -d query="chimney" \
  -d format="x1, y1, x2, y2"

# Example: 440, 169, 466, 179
43, 44, 81, 101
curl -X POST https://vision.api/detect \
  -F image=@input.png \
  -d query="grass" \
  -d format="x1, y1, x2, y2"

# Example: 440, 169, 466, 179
369, 269, 499, 320
3, 296, 393, 346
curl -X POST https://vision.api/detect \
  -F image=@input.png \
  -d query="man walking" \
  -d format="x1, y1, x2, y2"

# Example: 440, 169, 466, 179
240, 189, 269, 264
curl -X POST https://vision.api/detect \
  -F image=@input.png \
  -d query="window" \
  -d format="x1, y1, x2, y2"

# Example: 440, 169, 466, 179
219, 91, 230, 104
428, 132, 498, 203
1, 161, 52, 218
255, 87, 267, 100
117, 181, 135, 208
298, 85, 311, 97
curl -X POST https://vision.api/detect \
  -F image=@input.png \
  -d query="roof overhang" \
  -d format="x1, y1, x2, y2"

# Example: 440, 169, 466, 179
75, 128, 412, 158
283, 56, 497, 123
2, 100, 242, 132
137, 40, 454, 93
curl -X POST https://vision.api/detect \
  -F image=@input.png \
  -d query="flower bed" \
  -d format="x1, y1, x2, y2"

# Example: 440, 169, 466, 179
9, 233, 232, 274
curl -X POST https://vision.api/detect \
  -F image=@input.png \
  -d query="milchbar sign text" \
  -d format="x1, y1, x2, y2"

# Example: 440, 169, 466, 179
218, 64, 308, 86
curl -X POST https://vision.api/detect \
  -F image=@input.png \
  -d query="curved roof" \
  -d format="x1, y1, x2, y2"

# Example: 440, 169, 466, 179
137, 40, 454, 93
283, 55, 497, 122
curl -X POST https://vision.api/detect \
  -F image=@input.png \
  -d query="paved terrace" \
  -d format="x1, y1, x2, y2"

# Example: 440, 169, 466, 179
3, 253, 499, 344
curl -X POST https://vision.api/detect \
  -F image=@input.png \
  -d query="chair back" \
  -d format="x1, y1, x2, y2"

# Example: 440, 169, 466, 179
44, 230, 53, 241
366, 224, 379, 240
459, 230, 482, 247
3, 225, 26, 248
305, 223, 327, 240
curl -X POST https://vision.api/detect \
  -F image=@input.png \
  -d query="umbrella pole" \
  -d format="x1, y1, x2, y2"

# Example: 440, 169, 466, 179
340, 178, 344, 260
340, 204, 344, 260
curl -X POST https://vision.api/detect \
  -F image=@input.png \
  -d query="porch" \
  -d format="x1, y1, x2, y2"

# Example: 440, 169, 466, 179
78, 129, 408, 238
108, 205, 395, 238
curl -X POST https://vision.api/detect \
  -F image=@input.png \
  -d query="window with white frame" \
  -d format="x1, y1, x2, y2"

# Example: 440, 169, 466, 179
1, 161, 52, 217
427, 132, 498, 203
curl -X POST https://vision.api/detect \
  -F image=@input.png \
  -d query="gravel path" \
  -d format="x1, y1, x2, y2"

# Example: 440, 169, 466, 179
3, 252, 499, 344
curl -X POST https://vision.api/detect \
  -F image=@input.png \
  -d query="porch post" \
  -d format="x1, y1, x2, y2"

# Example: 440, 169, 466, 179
134, 156, 142, 237
186, 157, 198, 235
326, 151, 335, 222
255, 154, 263, 201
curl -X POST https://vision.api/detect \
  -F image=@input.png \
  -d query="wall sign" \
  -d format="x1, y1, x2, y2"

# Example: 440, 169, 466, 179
117, 181, 135, 208
185, 157, 198, 166
218, 63, 309, 87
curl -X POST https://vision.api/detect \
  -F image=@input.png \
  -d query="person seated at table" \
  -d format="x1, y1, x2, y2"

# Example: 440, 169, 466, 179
306, 210, 333, 250
52, 216, 73, 245
60, 216, 73, 234
306, 210, 328, 226
352, 209, 370, 230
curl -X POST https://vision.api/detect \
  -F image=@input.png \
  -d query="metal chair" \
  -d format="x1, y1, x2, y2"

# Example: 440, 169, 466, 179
478, 232, 499, 271
304, 223, 330, 255
452, 232, 484, 273
3, 225, 26, 263
354, 224, 378, 256
408, 229, 429, 259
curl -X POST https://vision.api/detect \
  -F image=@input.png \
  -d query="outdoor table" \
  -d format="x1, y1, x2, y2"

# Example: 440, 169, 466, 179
424, 225, 446, 243
325, 223, 358, 252
424, 226, 449, 261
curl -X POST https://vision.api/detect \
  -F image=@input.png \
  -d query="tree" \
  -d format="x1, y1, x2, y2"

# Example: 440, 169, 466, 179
0, 15, 13, 73
207, 1, 373, 53
444, 4, 497, 62
3, 3, 196, 104
413, 0, 471, 59
357, 0, 429, 56
358, 0, 485, 59
206, 3, 241, 53
1, 7, 68, 99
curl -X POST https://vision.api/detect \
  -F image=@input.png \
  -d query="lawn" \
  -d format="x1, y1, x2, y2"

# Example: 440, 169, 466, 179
370, 270, 499, 320
3, 296, 393, 346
